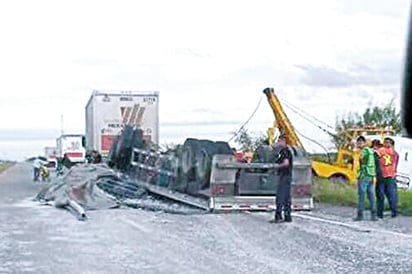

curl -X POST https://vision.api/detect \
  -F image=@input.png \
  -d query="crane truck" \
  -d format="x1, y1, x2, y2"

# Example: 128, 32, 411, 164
107, 88, 314, 212
264, 88, 412, 188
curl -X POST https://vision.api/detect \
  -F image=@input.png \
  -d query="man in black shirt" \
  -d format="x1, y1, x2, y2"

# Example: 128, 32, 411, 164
270, 134, 293, 223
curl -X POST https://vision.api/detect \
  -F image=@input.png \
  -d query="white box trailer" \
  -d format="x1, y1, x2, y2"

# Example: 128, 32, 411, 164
56, 134, 86, 163
85, 90, 159, 156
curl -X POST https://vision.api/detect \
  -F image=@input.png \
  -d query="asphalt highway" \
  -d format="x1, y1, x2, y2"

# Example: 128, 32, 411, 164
1, 163, 412, 274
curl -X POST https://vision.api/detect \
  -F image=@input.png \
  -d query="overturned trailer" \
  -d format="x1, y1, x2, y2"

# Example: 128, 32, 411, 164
108, 126, 314, 212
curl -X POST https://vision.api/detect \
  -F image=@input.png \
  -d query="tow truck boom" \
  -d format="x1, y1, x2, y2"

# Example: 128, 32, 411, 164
263, 87, 304, 149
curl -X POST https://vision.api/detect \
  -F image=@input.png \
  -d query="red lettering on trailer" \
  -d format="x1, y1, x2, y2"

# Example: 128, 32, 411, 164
258, 204, 269, 208
221, 205, 232, 209
66, 152, 84, 158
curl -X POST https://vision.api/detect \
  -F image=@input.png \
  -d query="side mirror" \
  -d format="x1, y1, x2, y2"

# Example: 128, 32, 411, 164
82, 136, 86, 148
402, 7, 412, 138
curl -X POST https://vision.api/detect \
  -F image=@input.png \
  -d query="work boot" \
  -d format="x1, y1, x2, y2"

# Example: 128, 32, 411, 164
270, 212, 283, 223
284, 214, 292, 223
353, 212, 363, 221
370, 210, 377, 221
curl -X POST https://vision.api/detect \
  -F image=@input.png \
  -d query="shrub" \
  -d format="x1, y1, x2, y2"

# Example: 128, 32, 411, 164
0, 163, 11, 174
313, 178, 412, 216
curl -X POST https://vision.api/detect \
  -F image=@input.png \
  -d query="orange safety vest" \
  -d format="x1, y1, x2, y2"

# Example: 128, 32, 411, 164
376, 147, 396, 178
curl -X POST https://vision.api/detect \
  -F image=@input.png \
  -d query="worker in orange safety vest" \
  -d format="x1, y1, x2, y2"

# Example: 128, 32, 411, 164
375, 137, 398, 218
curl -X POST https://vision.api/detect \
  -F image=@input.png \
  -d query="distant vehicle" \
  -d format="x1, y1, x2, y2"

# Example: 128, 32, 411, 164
85, 90, 159, 157
56, 134, 86, 163
44, 146, 57, 168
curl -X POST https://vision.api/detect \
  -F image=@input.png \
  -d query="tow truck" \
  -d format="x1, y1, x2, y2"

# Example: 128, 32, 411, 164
263, 88, 401, 185
107, 88, 314, 212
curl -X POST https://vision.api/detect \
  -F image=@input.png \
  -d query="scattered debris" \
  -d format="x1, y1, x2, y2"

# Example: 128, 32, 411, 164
35, 163, 204, 220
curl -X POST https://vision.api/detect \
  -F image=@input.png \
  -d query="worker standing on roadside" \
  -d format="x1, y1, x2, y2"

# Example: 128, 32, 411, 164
32, 157, 44, 181
375, 137, 398, 218
59, 153, 75, 170
390, 138, 400, 209
270, 133, 293, 223
87, 150, 103, 164
372, 139, 385, 219
93, 152, 102, 164
354, 136, 377, 221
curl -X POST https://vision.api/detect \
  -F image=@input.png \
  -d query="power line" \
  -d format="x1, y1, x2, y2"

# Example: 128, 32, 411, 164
227, 95, 263, 143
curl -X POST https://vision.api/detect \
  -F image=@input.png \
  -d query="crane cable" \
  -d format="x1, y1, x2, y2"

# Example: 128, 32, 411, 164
227, 94, 264, 143
227, 92, 332, 161
278, 97, 338, 138
292, 126, 332, 161
275, 95, 335, 159
278, 96, 335, 130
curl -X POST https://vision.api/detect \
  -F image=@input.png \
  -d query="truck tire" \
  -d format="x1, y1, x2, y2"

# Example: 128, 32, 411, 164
174, 138, 200, 194
115, 126, 135, 171
255, 145, 274, 163
181, 138, 199, 181
195, 139, 217, 189
214, 141, 232, 155
132, 128, 144, 149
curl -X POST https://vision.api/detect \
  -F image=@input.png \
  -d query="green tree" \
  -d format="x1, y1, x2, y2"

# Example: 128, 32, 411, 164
233, 128, 267, 151
333, 99, 401, 148
361, 100, 401, 132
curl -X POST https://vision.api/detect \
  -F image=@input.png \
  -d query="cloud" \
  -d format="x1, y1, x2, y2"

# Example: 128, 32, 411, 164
73, 58, 118, 67
214, 63, 301, 88
0, 129, 59, 141
0, 0, 409, 160
295, 58, 403, 88
339, 0, 410, 18
295, 65, 353, 87
170, 48, 210, 58
161, 120, 243, 127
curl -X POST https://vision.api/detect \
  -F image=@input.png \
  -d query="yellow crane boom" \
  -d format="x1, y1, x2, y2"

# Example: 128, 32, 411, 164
263, 87, 304, 149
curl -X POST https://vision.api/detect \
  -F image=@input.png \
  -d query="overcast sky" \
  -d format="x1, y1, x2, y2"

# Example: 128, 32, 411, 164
0, 0, 410, 161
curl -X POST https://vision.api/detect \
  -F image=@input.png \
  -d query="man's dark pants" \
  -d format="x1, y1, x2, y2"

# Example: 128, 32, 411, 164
376, 177, 397, 218
275, 174, 292, 221
33, 167, 40, 181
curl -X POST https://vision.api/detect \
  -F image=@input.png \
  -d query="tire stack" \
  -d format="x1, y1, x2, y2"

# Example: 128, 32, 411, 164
178, 138, 232, 195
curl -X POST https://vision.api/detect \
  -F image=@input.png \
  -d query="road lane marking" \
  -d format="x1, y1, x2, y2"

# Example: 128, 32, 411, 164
294, 212, 412, 239
119, 217, 151, 233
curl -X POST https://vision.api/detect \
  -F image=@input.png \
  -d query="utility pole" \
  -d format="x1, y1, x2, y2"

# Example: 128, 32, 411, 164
60, 114, 64, 136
